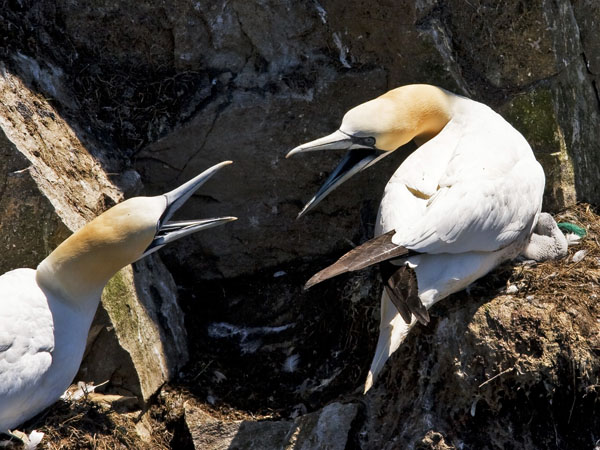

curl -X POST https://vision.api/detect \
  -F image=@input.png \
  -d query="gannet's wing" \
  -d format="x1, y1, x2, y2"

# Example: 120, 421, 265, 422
305, 231, 409, 288
304, 158, 543, 289
303, 234, 428, 325
392, 157, 544, 254
0, 269, 53, 423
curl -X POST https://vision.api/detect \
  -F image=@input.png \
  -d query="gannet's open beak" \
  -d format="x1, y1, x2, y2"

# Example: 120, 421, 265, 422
286, 130, 389, 218
142, 161, 237, 257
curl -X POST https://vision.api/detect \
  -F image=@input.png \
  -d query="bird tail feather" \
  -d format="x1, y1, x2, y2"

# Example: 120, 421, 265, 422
364, 291, 415, 393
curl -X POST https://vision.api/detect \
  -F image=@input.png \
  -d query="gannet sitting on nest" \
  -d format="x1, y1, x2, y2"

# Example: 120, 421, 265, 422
0, 161, 236, 432
287, 84, 567, 392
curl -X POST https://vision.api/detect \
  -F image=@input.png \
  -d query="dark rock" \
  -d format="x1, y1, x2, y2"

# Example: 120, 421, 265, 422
184, 401, 359, 450
357, 259, 600, 449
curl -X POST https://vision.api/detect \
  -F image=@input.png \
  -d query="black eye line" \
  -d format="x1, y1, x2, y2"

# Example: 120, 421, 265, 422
340, 131, 376, 147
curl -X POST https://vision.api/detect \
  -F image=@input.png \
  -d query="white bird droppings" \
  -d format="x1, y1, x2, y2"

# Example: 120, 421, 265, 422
332, 32, 352, 68
572, 249, 587, 263
213, 370, 227, 383
313, 0, 327, 24
506, 284, 519, 294
283, 354, 300, 373
207, 322, 295, 354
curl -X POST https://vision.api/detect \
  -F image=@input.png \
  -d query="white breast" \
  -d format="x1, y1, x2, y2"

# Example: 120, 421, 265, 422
0, 269, 93, 431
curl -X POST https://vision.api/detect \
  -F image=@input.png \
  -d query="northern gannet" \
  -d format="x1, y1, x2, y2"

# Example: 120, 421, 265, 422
0, 161, 236, 431
287, 84, 567, 392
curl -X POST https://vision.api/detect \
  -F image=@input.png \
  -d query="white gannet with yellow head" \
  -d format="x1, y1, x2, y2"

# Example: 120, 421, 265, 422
287, 84, 566, 392
0, 161, 236, 432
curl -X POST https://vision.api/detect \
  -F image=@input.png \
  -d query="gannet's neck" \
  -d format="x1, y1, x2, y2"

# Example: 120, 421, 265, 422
383, 84, 454, 147
36, 196, 165, 306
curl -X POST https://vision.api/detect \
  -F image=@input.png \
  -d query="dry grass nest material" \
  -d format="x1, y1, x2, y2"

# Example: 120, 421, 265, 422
512, 203, 600, 300
466, 203, 600, 389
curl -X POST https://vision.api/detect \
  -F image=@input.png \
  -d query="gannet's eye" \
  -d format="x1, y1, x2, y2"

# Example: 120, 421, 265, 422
349, 135, 376, 147
364, 136, 376, 146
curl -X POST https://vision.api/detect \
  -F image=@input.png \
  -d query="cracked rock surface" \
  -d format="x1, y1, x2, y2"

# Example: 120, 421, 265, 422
1, 1, 600, 449
4, 0, 600, 280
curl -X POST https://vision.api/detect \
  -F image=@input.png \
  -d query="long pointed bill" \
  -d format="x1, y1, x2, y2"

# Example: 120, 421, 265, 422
142, 161, 236, 258
297, 149, 389, 217
287, 130, 355, 157
143, 217, 237, 257
286, 129, 377, 158
290, 145, 389, 218
287, 130, 390, 217
162, 160, 233, 224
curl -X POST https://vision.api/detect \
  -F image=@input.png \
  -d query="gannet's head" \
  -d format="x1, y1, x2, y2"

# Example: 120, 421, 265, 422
37, 161, 236, 300
286, 84, 452, 217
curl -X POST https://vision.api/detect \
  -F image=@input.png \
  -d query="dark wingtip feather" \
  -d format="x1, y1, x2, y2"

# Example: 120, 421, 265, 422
413, 308, 430, 326
304, 273, 321, 290
304, 265, 343, 289
304, 230, 410, 290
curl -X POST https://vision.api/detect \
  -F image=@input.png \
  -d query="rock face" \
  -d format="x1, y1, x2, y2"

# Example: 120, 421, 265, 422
184, 401, 359, 450
360, 283, 600, 449
0, 64, 108, 274
0, 65, 188, 402
2, 1, 600, 449
5, 0, 597, 279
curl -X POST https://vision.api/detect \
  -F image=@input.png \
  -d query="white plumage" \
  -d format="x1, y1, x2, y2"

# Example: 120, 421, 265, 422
287, 84, 567, 392
0, 161, 235, 432
0, 267, 100, 430
367, 94, 545, 390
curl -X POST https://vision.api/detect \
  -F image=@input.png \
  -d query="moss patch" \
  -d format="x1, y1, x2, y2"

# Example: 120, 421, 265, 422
101, 269, 138, 331
502, 88, 561, 153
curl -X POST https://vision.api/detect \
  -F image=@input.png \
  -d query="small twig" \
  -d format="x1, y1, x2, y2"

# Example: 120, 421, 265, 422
568, 353, 577, 425
192, 360, 213, 381
552, 410, 559, 448
478, 366, 515, 389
